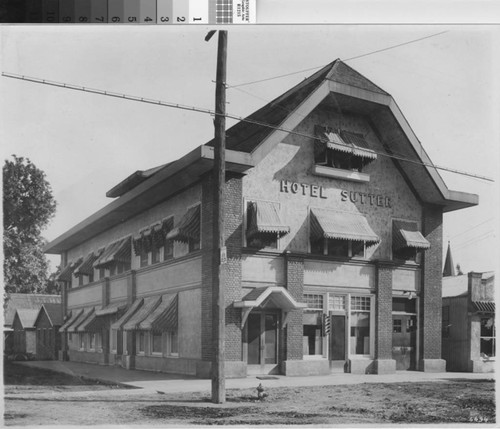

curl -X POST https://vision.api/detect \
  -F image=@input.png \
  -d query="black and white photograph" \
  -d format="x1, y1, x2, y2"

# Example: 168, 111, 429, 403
1, 12, 498, 427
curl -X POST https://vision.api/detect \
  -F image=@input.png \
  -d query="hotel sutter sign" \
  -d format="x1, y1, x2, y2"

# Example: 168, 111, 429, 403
279, 180, 391, 208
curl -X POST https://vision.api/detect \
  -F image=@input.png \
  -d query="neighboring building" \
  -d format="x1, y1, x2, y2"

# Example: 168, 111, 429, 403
4, 293, 61, 355
12, 309, 39, 355
44, 59, 478, 377
34, 303, 63, 360
442, 272, 495, 372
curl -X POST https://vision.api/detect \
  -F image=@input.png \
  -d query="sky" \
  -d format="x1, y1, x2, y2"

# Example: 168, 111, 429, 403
1, 23, 499, 275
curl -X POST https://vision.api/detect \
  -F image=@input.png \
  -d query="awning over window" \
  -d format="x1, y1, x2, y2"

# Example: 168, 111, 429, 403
74, 249, 104, 276
80, 303, 127, 332
247, 201, 290, 238
166, 205, 200, 243
138, 294, 178, 331
472, 301, 495, 313
57, 257, 83, 282
123, 296, 162, 331
93, 236, 131, 268
67, 308, 94, 333
316, 126, 377, 160
393, 220, 430, 250
133, 224, 157, 255
310, 208, 380, 245
234, 286, 307, 328
59, 310, 79, 332
110, 298, 144, 330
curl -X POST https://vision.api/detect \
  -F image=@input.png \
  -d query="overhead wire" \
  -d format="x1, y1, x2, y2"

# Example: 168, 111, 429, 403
2, 71, 494, 182
227, 31, 448, 89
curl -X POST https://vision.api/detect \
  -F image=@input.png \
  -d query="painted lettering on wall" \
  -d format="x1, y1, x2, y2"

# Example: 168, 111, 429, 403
341, 190, 392, 208
280, 180, 327, 199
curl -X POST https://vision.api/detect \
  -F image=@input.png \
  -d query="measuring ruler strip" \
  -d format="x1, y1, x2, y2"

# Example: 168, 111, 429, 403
23, 0, 255, 23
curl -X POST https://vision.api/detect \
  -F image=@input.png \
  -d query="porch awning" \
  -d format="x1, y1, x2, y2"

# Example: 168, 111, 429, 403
316, 127, 377, 160
234, 286, 306, 328
246, 201, 290, 238
110, 298, 144, 330
310, 208, 380, 245
472, 301, 495, 313
138, 294, 178, 331
67, 308, 94, 333
60, 309, 82, 332
81, 304, 127, 332
166, 205, 200, 243
123, 296, 162, 331
93, 236, 131, 268
57, 257, 83, 282
74, 249, 104, 276
393, 220, 430, 250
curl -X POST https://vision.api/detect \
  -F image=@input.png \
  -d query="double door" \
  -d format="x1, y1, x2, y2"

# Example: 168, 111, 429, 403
246, 312, 279, 374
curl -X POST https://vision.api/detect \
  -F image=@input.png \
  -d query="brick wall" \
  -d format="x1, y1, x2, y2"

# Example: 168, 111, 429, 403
375, 261, 394, 359
421, 204, 443, 360
283, 254, 304, 361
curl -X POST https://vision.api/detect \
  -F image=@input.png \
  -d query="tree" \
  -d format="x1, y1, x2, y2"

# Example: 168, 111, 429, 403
3, 155, 57, 293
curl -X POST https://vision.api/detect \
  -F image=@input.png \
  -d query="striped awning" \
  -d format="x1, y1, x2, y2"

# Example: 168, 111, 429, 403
310, 208, 380, 245
94, 236, 131, 268
74, 249, 104, 276
67, 308, 94, 333
166, 205, 200, 244
138, 294, 178, 331
247, 201, 290, 238
81, 303, 127, 332
123, 296, 162, 331
472, 301, 495, 313
393, 220, 430, 250
57, 257, 83, 282
316, 127, 377, 160
110, 298, 144, 330
59, 309, 82, 332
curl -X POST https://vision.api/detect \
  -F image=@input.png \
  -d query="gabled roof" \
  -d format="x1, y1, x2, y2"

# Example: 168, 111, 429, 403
35, 303, 63, 327
44, 59, 478, 254
14, 309, 39, 329
4, 293, 61, 327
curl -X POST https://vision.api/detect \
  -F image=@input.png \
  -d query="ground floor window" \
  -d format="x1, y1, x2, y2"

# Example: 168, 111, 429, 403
151, 331, 162, 354
350, 296, 371, 355
167, 331, 178, 356
89, 333, 95, 350
111, 329, 117, 351
303, 294, 324, 356
137, 332, 145, 354
79, 333, 85, 350
480, 317, 495, 358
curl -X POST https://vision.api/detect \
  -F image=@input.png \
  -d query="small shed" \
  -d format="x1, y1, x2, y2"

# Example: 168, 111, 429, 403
12, 309, 39, 356
34, 303, 63, 360
442, 272, 495, 372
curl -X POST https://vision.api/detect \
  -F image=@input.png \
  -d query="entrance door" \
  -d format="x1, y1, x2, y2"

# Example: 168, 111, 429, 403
329, 314, 346, 372
246, 312, 279, 374
392, 314, 417, 370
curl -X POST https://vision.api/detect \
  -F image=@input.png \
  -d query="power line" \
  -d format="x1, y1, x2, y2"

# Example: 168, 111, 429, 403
448, 218, 495, 240
227, 31, 448, 89
2, 71, 494, 182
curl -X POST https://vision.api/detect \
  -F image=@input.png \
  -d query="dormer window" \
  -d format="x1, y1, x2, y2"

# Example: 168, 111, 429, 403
313, 126, 377, 183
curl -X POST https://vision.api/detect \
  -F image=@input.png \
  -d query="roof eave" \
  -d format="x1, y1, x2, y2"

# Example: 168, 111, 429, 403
44, 145, 255, 254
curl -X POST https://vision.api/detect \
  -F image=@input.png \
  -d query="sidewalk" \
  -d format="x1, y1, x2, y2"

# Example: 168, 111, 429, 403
15, 360, 495, 394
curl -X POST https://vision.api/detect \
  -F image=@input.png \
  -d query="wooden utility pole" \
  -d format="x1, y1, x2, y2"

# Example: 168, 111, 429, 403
210, 29, 227, 404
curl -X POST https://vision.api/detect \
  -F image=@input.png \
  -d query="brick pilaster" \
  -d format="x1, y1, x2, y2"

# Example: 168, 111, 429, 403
375, 260, 394, 360
420, 204, 445, 371
283, 254, 304, 362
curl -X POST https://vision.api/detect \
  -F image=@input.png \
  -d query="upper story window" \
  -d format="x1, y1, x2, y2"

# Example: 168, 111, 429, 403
313, 126, 377, 182
161, 217, 174, 261
93, 236, 132, 276
245, 200, 290, 250
166, 204, 201, 254
392, 220, 430, 263
309, 208, 379, 259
